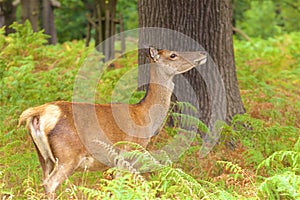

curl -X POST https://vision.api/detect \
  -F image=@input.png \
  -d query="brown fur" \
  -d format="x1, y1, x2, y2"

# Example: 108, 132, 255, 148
18, 47, 207, 198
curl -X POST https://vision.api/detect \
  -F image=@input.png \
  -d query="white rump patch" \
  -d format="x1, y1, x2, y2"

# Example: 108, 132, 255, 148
29, 105, 61, 163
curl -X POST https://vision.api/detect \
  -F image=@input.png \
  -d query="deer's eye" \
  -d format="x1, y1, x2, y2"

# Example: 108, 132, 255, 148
170, 53, 177, 59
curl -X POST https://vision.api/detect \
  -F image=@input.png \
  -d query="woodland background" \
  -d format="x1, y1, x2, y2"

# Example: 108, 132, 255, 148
0, 0, 299, 199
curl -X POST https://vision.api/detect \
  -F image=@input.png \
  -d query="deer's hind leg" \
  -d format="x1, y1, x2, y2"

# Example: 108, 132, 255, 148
43, 158, 81, 199
33, 142, 55, 182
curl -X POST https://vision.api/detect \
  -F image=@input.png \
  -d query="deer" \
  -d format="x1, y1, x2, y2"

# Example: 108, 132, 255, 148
18, 47, 207, 198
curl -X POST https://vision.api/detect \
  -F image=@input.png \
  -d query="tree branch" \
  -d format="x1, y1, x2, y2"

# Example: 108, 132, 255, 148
233, 27, 251, 41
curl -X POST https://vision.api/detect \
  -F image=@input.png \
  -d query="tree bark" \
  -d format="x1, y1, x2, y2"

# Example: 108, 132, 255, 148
0, 7, 3, 28
138, 0, 245, 126
21, 0, 40, 32
0, 0, 17, 35
41, 0, 59, 44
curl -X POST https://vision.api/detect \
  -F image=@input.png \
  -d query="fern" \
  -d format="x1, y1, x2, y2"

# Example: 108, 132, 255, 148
169, 101, 208, 132
23, 177, 45, 200
78, 186, 105, 200
171, 112, 209, 133
217, 161, 243, 178
79, 173, 155, 200
259, 171, 300, 200
93, 140, 147, 184
293, 137, 300, 152
257, 150, 300, 174
157, 166, 238, 199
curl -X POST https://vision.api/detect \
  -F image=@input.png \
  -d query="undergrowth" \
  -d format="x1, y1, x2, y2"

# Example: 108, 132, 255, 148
0, 23, 299, 199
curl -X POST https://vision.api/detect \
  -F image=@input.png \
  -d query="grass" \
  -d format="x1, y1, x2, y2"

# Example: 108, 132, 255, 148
0, 23, 299, 199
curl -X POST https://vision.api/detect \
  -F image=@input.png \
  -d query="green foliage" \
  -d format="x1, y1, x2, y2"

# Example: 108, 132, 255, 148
53, 0, 138, 42
96, 50, 140, 103
54, 0, 87, 43
238, 1, 282, 38
170, 101, 209, 134
235, 33, 300, 126
258, 171, 300, 200
0, 22, 89, 198
0, 22, 300, 199
79, 173, 155, 200
76, 141, 238, 200
234, 0, 300, 39
217, 161, 244, 179
256, 139, 300, 199
279, 1, 300, 32
117, 0, 138, 31
258, 150, 300, 174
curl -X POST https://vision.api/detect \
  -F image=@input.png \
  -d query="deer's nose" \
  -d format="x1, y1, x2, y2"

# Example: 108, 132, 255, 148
194, 51, 207, 65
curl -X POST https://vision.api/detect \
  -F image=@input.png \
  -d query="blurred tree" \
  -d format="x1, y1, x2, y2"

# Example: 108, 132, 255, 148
20, 0, 60, 44
41, 0, 61, 44
55, 0, 136, 43
83, 0, 118, 59
0, 0, 19, 35
21, 0, 39, 31
138, 0, 245, 126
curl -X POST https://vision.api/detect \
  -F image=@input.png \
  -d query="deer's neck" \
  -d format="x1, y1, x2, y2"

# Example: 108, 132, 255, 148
134, 65, 174, 137
112, 65, 175, 140
141, 65, 174, 109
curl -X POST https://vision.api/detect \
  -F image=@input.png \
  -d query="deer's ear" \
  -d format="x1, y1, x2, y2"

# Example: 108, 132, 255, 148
149, 47, 159, 60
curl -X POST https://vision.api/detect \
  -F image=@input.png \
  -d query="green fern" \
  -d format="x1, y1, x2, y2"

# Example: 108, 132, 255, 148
259, 171, 300, 200
79, 173, 156, 200
78, 186, 105, 200
217, 161, 243, 179
23, 177, 45, 200
157, 166, 238, 199
257, 150, 300, 174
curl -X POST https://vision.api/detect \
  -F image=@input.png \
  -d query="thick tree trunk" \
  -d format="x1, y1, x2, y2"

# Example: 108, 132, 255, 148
0, 1, 17, 35
21, 0, 40, 31
138, 0, 245, 126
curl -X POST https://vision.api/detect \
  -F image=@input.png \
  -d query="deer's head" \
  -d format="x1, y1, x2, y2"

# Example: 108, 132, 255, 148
149, 47, 207, 76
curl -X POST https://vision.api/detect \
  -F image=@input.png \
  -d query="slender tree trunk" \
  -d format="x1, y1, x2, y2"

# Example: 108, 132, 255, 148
138, 0, 245, 125
41, 0, 59, 44
21, 0, 40, 31
0, 1, 17, 35
0, 7, 3, 28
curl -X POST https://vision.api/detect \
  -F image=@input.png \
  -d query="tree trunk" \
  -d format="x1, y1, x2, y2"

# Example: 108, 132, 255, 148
41, 0, 59, 44
21, 0, 40, 31
0, 0, 17, 35
138, 0, 245, 126
0, 7, 3, 28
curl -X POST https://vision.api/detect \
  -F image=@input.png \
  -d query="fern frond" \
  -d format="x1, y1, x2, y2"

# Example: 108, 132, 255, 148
257, 150, 300, 173
114, 141, 163, 172
23, 177, 45, 200
172, 101, 199, 114
171, 112, 208, 132
217, 161, 243, 176
259, 171, 300, 200
93, 140, 145, 182
78, 186, 104, 200
294, 137, 300, 152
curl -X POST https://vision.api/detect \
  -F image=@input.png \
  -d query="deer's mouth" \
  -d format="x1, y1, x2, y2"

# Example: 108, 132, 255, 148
194, 52, 207, 66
